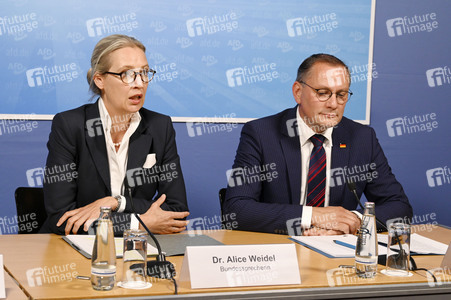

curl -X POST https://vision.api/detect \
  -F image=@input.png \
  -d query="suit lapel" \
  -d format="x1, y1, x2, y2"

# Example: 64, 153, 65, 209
330, 120, 351, 205
84, 102, 111, 192
279, 107, 302, 204
127, 115, 153, 171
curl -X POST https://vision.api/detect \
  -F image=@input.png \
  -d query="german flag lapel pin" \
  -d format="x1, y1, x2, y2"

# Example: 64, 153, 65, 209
339, 143, 347, 148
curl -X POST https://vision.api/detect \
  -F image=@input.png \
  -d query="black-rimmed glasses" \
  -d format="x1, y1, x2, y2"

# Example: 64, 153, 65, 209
299, 80, 352, 104
105, 69, 156, 84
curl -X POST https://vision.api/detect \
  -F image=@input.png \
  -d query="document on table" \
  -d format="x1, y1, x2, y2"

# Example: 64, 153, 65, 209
289, 234, 366, 258
378, 233, 449, 255
63, 235, 158, 259
290, 233, 448, 258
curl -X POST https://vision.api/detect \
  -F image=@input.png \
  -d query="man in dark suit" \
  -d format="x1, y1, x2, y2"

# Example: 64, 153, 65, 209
223, 54, 412, 235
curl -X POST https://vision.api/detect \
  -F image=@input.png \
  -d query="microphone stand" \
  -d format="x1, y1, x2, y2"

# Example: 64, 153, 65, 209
124, 180, 177, 294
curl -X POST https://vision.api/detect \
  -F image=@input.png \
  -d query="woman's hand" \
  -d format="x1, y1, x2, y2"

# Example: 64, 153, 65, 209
57, 197, 117, 235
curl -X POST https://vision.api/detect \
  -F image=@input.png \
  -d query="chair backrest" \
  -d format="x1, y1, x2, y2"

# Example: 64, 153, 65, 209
218, 188, 227, 225
14, 187, 47, 234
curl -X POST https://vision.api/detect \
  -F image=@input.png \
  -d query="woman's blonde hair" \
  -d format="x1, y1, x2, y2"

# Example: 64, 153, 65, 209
87, 34, 146, 97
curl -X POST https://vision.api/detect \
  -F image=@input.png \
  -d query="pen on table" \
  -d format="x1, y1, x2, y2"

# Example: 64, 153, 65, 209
333, 239, 356, 250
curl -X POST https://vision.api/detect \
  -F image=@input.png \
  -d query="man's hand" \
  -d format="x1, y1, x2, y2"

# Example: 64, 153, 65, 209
302, 227, 344, 236
139, 194, 190, 234
311, 206, 361, 235
57, 197, 117, 235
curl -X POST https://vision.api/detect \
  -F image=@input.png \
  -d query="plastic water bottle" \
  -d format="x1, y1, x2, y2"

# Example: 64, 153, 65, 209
91, 207, 116, 290
355, 202, 378, 278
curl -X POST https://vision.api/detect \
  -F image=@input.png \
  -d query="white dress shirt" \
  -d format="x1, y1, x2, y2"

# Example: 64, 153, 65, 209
296, 109, 334, 229
98, 98, 141, 228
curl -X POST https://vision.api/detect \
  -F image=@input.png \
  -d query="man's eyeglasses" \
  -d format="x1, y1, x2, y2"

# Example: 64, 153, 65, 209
105, 69, 156, 84
299, 80, 352, 104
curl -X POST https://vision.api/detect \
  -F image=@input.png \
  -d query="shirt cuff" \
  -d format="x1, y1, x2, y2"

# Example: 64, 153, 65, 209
130, 214, 140, 229
117, 195, 126, 213
301, 206, 313, 229
352, 210, 363, 220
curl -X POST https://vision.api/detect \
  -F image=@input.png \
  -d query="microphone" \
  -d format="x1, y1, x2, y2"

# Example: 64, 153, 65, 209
346, 181, 386, 231
346, 181, 416, 270
123, 178, 176, 283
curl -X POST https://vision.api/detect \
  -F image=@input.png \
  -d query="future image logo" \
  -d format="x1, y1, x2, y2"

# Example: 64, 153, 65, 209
330, 163, 378, 188
426, 66, 451, 87
26, 168, 44, 187
86, 118, 103, 137
26, 264, 78, 287
386, 13, 438, 38
286, 217, 303, 236
226, 63, 279, 87
27, 268, 45, 287
86, 13, 138, 37
0, 13, 38, 37
386, 113, 438, 137
426, 167, 451, 188
325, 68, 349, 87
25, 63, 79, 88
286, 13, 338, 37
186, 12, 238, 37
186, 114, 238, 137
226, 163, 278, 188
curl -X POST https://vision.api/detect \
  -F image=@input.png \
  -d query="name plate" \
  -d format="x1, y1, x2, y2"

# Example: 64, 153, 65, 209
179, 244, 301, 289
0, 255, 5, 298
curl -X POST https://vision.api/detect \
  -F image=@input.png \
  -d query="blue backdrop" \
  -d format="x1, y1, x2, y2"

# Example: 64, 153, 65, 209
0, 0, 372, 121
0, 0, 450, 234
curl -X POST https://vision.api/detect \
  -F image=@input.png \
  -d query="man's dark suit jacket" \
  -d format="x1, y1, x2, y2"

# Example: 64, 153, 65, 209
40, 100, 188, 235
223, 106, 412, 234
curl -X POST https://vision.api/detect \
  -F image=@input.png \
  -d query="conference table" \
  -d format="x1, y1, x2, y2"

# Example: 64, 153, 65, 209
1, 226, 450, 299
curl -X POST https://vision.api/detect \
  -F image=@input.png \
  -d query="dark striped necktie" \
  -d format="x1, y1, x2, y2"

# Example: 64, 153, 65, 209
306, 134, 326, 207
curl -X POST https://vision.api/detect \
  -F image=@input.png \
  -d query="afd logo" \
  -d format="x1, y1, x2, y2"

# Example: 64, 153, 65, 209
26, 167, 44, 187
26, 68, 44, 87
426, 67, 451, 87
426, 167, 451, 188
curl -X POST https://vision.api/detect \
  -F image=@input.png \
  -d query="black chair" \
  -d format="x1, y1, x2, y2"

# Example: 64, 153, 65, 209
218, 188, 226, 208
218, 188, 227, 226
14, 187, 47, 234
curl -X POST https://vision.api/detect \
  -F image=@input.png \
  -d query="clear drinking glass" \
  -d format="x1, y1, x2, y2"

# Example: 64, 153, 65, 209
120, 229, 149, 289
383, 223, 411, 276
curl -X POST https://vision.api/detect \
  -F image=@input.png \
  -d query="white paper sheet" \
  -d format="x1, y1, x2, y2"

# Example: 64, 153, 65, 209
64, 235, 158, 258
